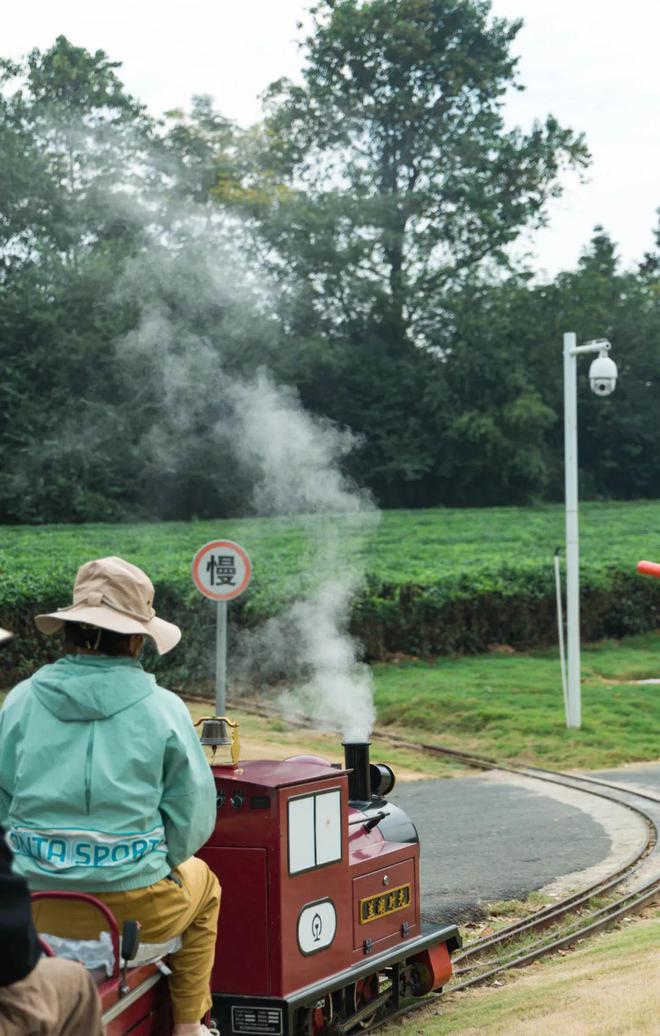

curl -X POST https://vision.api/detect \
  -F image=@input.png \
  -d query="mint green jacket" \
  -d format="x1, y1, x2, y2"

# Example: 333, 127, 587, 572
0, 655, 217, 892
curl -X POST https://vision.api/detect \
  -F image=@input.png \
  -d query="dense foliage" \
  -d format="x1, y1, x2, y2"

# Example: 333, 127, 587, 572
0, 5, 658, 524
2, 502, 660, 682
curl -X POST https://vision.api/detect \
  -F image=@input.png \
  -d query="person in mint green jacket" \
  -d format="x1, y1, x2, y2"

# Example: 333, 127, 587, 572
0, 557, 220, 1036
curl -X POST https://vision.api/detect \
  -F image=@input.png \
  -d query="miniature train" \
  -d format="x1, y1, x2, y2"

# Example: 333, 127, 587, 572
33, 728, 461, 1035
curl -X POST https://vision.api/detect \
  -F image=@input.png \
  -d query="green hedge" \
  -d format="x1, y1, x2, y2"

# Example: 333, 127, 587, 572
352, 567, 660, 658
2, 504, 660, 684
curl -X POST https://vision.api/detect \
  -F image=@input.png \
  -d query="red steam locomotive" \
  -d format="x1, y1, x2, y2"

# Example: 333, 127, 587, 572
34, 730, 460, 1035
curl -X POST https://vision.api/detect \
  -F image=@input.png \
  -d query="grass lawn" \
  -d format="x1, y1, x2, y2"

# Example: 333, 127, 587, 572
372, 632, 660, 769
390, 907, 660, 1035
180, 630, 660, 770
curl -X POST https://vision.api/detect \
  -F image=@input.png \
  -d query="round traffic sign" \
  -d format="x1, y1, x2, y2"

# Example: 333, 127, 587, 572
191, 540, 252, 601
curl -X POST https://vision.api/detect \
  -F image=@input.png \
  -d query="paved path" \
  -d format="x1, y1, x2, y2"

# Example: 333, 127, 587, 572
588, 763, 660, 794
389, 763, 656, 922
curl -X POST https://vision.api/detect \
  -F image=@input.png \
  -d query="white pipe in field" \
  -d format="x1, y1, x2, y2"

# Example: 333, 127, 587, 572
554, 550, 569, 725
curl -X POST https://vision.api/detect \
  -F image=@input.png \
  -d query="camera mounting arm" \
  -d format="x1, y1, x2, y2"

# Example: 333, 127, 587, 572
568, 337, 612, 356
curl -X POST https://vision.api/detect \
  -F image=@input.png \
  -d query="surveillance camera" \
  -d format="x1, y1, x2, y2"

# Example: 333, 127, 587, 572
589, 352, 618, 396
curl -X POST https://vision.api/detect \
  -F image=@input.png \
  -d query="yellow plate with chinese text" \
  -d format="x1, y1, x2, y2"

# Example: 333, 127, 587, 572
359, 883, 411, 924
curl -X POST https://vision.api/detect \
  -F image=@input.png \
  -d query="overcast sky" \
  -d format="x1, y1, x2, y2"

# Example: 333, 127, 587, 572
4, 0, 659, 276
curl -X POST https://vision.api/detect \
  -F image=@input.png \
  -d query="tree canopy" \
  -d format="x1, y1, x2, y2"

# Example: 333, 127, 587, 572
0, 15, 658, 524
255, 0, 587, 333
231, 0, 590, 499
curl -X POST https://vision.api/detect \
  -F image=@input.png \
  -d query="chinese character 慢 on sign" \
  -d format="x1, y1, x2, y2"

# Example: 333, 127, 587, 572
206, 554, 237, 587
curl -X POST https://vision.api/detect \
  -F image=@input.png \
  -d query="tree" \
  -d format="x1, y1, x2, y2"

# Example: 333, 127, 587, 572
228, 0, 588, 501
532, 227, 660, 502
436, 274, 557, 504
441, 226, 660, 505
1, 37, 155, 267
0, 38, 159, 521
3, 29, 655, 521
252, 0, 587, 336
0, 39, 286, 522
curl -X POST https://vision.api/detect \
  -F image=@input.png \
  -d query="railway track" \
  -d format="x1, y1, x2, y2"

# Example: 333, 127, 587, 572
183, 694, 660, 1029
375, 732, 660, 993
368, 732, 660, 1030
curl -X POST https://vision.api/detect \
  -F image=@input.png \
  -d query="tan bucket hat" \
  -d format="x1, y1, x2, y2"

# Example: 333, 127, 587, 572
35, 556, 181, 655
0, 627, 12, 646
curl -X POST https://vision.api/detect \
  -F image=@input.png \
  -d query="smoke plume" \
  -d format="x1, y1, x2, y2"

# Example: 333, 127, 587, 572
29, 112, 381, 741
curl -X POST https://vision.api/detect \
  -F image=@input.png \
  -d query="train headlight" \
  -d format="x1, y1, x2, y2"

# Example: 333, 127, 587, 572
370, 762, 396, 798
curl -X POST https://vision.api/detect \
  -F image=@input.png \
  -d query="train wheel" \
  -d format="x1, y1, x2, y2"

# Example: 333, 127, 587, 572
352, 974, 380, 1028
297, 993, 334, 1035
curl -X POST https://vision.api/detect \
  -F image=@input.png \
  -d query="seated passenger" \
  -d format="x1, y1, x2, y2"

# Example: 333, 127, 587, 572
0, 625, 103, 1035
0, 559, 220, 1036
0, 820, 104, 1036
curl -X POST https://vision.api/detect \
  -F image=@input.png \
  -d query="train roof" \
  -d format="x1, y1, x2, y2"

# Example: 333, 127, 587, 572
211, 757, 350, 789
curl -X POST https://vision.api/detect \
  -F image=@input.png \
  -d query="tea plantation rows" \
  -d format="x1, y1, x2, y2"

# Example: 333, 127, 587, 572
2, 500, 660, 682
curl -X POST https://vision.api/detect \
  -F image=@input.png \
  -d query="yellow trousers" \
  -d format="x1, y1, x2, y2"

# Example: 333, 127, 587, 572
32, 856, 220, 1025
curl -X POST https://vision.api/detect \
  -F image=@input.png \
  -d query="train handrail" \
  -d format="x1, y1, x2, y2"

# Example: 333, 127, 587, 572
32, 890, 121, 979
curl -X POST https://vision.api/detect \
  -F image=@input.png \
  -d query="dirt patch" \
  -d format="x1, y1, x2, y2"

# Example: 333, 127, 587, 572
234, 737, 432, 782
187, 702, 436, 781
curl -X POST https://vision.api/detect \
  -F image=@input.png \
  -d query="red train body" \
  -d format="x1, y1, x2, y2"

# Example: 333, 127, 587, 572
35, 742, 460, 1035
200, 750, 459, 1034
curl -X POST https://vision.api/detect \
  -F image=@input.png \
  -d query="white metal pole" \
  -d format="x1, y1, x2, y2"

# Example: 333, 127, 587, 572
554, 549, 569, 724
215, 600, 228, 716
563, 332, 581, 729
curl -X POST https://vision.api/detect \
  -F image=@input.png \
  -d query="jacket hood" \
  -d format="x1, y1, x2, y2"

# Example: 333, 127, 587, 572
30, 655, 156, 721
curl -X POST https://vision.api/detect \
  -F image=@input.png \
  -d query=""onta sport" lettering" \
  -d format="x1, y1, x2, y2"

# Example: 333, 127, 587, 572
7, 825, 166, 870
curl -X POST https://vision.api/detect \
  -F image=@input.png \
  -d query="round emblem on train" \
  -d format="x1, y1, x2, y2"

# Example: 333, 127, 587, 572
297, 899, 337, 955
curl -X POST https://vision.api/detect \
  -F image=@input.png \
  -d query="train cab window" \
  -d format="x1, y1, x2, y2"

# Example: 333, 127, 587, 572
288, 796, 315, 873
288, 788, 342, 875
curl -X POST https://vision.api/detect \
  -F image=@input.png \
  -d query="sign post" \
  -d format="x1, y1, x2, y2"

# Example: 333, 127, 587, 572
215, 599, 228, 716
191, 540, 252, 715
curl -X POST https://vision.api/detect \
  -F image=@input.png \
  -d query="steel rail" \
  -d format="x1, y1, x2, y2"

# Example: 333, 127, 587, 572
448, 874, 660, 993
452, 864, 646, 968
524, 765, 660, 805
370, 733, 660, 1020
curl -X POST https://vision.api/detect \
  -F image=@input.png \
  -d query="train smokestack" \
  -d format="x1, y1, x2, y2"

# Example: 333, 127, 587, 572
343, 742, 371, 802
